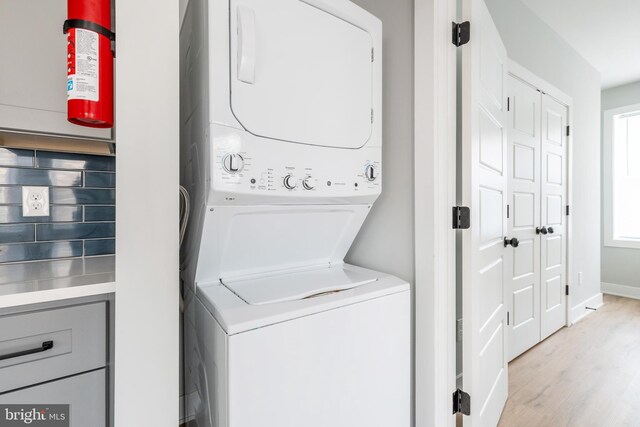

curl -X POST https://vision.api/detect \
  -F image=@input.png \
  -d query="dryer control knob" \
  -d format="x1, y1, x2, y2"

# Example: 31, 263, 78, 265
222, 153, 244, 174
302, 177, 316, 190
365, 165, 377, 181
283, 174, 297, 190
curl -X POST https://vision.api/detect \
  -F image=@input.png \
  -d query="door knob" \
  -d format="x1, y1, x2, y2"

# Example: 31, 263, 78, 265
547, 227, 555, 234
504, 237, 520, 248
536, 227, 548, 235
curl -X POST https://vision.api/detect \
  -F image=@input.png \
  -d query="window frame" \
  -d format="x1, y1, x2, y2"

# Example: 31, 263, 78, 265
603, 102, 640, 249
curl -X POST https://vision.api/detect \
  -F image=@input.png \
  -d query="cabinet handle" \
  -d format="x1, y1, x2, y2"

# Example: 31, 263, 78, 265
536, 226, 548, 235
0, 341, 54, 361
547, 227, 555, 234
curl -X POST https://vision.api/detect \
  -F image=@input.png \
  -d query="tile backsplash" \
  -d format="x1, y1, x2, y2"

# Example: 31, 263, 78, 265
0, 148, 115, 263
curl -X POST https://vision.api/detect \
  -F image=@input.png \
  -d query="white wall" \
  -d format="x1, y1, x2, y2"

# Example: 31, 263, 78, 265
347, 3, 459, 427
601, 81, 640, 289
344, 0, 417, 421
114, 0, 180, 425
485, 0, 603, 317
345, 0, 415, 286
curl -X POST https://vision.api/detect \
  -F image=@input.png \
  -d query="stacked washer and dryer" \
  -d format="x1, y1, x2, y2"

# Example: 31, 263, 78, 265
180, 0, 410, 425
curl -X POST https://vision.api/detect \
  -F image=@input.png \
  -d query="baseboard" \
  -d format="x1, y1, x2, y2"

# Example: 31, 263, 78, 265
601, 282, 640, 300
571, 293, 604, 324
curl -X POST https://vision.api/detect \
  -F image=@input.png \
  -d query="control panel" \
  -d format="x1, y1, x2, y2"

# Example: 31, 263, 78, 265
210, 126, 381, 204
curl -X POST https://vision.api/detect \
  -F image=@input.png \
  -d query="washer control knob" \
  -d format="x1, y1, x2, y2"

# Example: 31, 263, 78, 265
222, 153, 244, 174
365, 164, 377, 181
302, 176, 317, 190
283, 174, 297, 190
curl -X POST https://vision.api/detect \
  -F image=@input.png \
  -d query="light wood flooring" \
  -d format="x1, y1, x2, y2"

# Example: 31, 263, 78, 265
498, 294, 640, 427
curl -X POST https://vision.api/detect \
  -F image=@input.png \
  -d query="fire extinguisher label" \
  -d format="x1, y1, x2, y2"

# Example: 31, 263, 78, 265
67, 29, 99, 102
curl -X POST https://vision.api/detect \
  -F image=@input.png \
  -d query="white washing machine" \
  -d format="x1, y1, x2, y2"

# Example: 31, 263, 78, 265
179, 0, 410, 425
186, 265, 410, 426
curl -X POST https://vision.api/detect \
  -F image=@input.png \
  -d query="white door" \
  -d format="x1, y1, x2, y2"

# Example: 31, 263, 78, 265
460, 0, 509, 424
506, 76, 541, 361
229, 0, 374, 149
540, 95, 568, 340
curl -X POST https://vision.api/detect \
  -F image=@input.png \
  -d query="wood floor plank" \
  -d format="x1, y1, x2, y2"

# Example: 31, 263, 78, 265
498, 295, 640, 427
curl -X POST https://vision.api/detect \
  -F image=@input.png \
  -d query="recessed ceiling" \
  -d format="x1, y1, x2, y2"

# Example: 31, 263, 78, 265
520, 0, 640, 89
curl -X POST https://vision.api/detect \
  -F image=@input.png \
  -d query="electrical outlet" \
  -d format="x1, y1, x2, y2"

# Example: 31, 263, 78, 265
578, 272, 583, 286
22, 186, 50, 217
457, 319, 463, 342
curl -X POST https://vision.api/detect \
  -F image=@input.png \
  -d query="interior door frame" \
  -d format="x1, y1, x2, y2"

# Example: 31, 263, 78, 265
506, 59, 574, 327
414, 0, 458, 425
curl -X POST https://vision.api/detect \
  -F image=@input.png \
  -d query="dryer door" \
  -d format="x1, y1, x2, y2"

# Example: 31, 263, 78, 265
229, 0, 374, 149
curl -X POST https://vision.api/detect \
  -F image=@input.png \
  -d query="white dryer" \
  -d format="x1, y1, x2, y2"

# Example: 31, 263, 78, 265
179, 0, 410, 425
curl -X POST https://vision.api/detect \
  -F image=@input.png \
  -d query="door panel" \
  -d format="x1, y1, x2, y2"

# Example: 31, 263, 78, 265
229, 0, 373, 149
540, 95, 568, 340
506, 76, 541, 361
461, 0, 509, 424
513, 145, 535, 181
513, 192, 534, 228
513, 238, 534, 277
546, 153, 563, 185
513, 284, 535, 326
546, 194, 563, 225
545, 275, 563, 309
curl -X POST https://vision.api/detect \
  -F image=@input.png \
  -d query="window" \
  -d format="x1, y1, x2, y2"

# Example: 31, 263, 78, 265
604, 103, 640, 248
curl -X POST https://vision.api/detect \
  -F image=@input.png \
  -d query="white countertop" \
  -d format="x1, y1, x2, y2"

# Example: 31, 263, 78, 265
0, 256, 116, 309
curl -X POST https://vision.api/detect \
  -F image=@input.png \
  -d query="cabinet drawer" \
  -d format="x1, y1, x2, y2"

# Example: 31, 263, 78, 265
0, 369, 106, 427
0, 302, 106, 393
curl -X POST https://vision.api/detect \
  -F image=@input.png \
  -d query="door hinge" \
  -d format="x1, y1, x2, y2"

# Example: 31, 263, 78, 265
566, 205, 570, 216
507, 311, 510, 326
566, 285, 570, 296
452, 21, 471, 47
452, 206, 471, 229
453, 389, 471, 415
566, 125, 570, 137
507, 204, 510, 219
507, 97, 510, 112
371, 109, 374, 123
371, 48, 375, 62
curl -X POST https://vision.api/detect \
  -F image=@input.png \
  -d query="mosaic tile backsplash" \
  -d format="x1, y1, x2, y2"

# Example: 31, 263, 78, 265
0, 148, 115, 263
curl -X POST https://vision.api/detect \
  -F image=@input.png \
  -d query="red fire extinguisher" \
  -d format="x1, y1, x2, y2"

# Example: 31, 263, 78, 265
63, 0, 114, 128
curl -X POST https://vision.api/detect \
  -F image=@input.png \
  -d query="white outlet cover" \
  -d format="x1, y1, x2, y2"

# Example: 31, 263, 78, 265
22, 186, 50, 217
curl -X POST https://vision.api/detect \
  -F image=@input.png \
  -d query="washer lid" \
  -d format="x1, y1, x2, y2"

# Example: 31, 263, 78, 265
223, 265, 378, 305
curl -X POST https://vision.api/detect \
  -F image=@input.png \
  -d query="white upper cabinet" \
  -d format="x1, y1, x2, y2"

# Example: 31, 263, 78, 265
0, 0, 111, 140
229, 0, 373, 149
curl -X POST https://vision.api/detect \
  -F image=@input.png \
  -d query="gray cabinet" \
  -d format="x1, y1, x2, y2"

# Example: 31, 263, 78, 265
0, 302, 107, 393
0, 369, 106, 427
0, 300, 109, 426
0, 0, 112, 140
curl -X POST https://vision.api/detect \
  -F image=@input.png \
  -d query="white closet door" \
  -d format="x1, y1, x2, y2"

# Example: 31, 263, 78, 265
229, 0, 374, 149
460, 0, 509, 423
506, 76, 541, 361
540, 95, 568, 340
